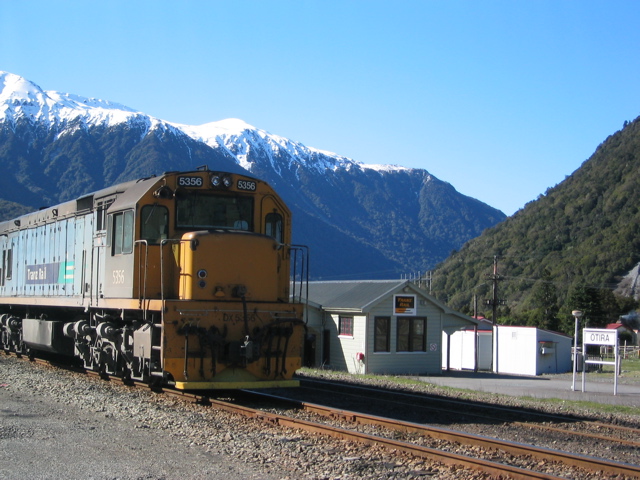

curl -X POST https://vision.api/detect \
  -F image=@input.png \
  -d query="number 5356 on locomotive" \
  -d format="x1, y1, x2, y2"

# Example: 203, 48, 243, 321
0, 169, 308, 390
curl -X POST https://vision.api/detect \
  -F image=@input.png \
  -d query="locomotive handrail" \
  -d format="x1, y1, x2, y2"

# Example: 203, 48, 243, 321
160, 238, 181, 305
290, 244, 310, 325
134, 240, 149, 322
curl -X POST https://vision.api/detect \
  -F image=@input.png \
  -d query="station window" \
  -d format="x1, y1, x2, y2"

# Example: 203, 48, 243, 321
338, 316, 354, 337
141, 205, 169, 244
397, 317, 426, 352
374, 316, 390, 352
112, 210, 134, 255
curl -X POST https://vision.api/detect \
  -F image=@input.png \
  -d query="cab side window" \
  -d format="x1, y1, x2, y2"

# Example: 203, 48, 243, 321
112, 210, 134, 255
141, 205, 168, 244
265, 212, 283, 243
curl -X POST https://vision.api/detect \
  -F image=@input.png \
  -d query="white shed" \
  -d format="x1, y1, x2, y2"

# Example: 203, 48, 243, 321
302, 280, 480, 375
442, 326, 493, 371
493, 326, 572, 375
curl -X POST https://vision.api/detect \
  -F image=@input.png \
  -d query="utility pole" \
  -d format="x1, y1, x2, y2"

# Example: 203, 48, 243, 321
485, 255, 505, 373
485, 255, 505, 324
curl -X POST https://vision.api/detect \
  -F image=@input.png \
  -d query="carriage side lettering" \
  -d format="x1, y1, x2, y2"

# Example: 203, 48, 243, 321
112, 269, 125, 285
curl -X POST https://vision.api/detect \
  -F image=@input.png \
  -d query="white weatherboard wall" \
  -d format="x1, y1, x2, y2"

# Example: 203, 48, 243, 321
493, 326, 572, 375
537, 330, 572, 374
366, 301, 443, 376
444, 330, 492, 371
334, 314, 367, 374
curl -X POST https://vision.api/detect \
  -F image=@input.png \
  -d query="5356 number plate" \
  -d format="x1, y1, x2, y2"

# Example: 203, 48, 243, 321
237, 179, 257, 191
178, 176, 203, 187
238, 180, 257, 192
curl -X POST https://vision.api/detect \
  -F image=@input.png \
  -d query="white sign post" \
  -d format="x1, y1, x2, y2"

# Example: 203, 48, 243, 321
581, 328, 619, 395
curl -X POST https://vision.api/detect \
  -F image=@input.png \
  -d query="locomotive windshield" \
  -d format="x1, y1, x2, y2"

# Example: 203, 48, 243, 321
176, 192, 253, 231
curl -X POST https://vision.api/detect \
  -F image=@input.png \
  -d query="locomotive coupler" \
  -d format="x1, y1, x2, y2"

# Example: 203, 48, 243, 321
239, 336, 254, 362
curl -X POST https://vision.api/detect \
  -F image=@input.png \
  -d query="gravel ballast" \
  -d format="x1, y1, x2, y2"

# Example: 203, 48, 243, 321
1, 356, 486, 480
2, 354, 638, 479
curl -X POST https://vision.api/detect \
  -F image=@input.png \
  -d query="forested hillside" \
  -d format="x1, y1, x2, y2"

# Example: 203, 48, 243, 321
431, 116, 640, 335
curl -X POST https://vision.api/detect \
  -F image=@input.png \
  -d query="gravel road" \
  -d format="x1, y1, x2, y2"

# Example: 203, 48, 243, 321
0, 356, 282, 480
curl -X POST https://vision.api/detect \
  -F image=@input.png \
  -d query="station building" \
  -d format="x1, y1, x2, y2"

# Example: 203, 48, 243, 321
301, 280, 480, 375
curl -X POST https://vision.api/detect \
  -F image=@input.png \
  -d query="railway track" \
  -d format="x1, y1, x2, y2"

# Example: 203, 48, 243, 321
10, 354, 640, 478
290, 377, 640, 457
236, 389, 640, 479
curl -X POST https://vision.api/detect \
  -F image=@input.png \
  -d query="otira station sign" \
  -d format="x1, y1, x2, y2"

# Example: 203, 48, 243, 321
580, 328, 620, 395
584, 329, 617, 346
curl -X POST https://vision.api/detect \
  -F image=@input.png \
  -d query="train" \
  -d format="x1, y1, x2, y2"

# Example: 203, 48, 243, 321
0, 168, 308, 390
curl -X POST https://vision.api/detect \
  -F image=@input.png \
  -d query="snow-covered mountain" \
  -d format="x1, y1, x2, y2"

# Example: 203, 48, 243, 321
0, 71, 505, 279
1, 71, 376, 174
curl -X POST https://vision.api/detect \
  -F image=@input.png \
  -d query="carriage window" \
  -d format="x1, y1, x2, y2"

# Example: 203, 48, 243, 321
176, 192, 253, 231
5, 248, 12, 280
141, 205, 168, 244
0, 249, 5, 286
112, 210, 134, 255
265, 212, 283, 242
96, 205, 106, 231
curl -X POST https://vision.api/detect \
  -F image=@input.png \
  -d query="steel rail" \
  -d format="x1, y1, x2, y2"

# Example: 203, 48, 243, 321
210, 395, 564, 480
299, 377, 640, 444
246, 390, 640, 479
512, 420, 640, 448
14, 355, 639, 478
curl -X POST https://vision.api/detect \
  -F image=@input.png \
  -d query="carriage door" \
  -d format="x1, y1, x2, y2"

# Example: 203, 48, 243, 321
103, 209, 135, 299
90, 200, 111, 304
260, 196, 287, 243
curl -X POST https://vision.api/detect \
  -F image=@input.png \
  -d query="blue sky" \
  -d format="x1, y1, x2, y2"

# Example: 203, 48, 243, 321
2, 1, 640, 216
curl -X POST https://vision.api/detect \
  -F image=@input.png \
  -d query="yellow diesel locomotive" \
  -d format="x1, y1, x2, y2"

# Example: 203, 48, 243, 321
0, 168, 308, 389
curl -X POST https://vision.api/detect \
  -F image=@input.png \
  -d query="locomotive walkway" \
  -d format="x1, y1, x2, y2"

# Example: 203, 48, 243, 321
416, 370, 640, 407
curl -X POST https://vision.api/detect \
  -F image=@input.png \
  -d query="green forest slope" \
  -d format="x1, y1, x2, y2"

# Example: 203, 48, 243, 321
431, 117, 640, 335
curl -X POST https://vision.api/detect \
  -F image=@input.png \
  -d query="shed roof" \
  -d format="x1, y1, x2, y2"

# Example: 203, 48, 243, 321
305, 280, 405, 311
607, 323, 633, 332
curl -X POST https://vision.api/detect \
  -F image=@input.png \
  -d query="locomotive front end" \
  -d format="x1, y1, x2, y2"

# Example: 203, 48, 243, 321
146, 171, 307, 389
162, 229, 305, 389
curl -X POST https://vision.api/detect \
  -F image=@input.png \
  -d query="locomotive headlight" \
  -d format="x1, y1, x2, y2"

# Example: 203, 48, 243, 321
211, 174, 232, 188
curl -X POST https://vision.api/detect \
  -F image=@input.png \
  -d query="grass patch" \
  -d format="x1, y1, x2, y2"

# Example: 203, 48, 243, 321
621, 356, 640, 377
585, 355, 640, 378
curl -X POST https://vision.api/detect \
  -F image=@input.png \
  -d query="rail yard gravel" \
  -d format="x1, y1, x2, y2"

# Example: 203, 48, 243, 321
2, 355, 639, 479
1, 356, 492, 480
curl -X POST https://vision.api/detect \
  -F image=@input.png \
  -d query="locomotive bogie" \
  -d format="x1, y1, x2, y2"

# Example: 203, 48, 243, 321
0, 169, 307, 390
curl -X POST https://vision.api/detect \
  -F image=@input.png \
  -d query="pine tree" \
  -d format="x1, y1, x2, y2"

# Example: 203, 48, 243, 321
529, 269, 559, 330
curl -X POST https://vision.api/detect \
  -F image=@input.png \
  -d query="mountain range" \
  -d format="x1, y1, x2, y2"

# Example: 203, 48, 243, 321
0, 71, 505, 279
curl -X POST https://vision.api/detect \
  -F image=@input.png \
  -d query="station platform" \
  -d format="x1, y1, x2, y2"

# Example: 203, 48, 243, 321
415, 370, 640, 408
